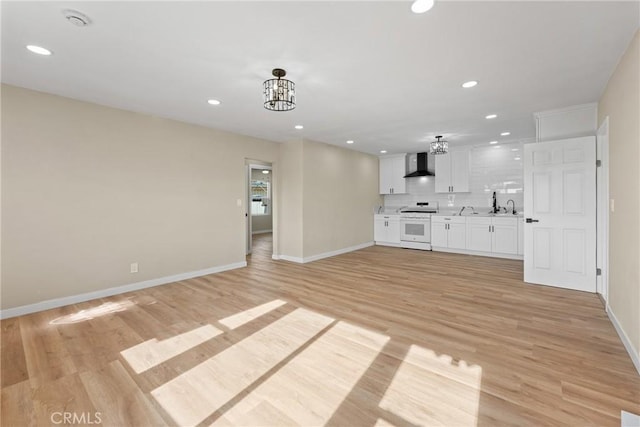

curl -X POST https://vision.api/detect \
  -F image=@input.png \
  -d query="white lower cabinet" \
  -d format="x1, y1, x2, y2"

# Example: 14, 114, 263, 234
517, 217, 524, 255
466, 217, 493, 252
466, 216, 518, 255
433, 214, 522, 259
431, 216, 466, 249
492, 218, 518, 254
374, 215, 400, 245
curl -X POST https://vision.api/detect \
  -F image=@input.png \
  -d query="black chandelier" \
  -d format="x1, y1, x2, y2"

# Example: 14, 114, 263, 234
430, 135, 448, 155
263, 68, 296, 112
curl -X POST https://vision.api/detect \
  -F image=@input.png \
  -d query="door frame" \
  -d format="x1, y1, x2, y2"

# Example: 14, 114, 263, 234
596, 117, 610, 304
246, 162, 273, 256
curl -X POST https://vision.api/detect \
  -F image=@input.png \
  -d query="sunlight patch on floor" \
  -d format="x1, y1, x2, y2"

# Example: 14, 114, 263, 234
211, 321, 389, 426
379, 345, 482, 426
218, 299, 287, 329
151, 308, 334, 426
49, 300, 137, 325
120, 324, 223, 373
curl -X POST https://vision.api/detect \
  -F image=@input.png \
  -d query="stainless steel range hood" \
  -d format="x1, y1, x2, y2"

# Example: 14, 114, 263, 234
404, 152, 435, 177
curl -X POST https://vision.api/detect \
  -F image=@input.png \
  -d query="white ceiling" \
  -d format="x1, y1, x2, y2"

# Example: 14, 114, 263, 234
2, 1, 638, 155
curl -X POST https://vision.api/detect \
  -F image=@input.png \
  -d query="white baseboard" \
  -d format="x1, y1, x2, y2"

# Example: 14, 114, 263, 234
0, 261, 247, 320
271, 254, 280, 260
277, 241, 374, 264
607, 304, 640, 375
252, 229, 272, 235
278, 254, 304, 263
432, 246, 524, 260
374, 241, 402, 248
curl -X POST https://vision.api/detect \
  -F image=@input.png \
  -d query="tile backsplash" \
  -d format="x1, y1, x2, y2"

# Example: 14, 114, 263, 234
384, 142, 525, 213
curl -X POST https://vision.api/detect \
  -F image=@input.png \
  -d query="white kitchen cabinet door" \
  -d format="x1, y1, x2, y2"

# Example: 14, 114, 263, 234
379, 157, 394, 195
466, 218, 492, 252
431, 221, 448, 247
523, 137, 596, 292
433, 217, 466, 249
379, 155, 406, 195
386, 217, 401, 244
450, 150, 470, 193
434, 154, 452, 193
448, 223, 467, 249
374, 218, 387, 242
518, 217, 524, 255
492, 219, 518, 254
374, 216, 401, 244
435, 150, 470, 193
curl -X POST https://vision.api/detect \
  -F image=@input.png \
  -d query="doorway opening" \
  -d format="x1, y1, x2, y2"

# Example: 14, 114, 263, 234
246, 163, 273, 262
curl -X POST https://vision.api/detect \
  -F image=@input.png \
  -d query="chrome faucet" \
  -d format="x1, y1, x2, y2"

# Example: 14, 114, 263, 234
458, 206, 475, 215
506, 199, 516, 214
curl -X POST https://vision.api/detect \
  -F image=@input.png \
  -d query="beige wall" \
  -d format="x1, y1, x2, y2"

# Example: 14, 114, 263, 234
598, 30, 640, 356
276, 139, 380, 260
1, 85, 279, 309
276, 140, 304, 259
302, 139, 380, 257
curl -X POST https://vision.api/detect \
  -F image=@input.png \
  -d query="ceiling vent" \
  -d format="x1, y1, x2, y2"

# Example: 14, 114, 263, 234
62, 9, 92, 27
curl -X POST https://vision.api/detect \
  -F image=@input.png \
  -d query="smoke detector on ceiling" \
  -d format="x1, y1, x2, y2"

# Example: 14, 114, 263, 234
62, 9, 92, 27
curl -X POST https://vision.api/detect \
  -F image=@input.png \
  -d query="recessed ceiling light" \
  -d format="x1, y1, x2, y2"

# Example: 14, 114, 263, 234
501, 131, 511, 136
411, 0, 435, 14
262, 170, 270, 174
380, 150, 387, 154
494, 146, 501, 149
485, 114, 497, 119
62, 9, 92, 27
26, 45, 52, 56
489, 141, 498, 145
511, 148, 519, 152
207, 99, 221, 105
514, 157, 521, 160
294, 125, 304, 130
462, 81, 478, 88
346, 140, 354, 144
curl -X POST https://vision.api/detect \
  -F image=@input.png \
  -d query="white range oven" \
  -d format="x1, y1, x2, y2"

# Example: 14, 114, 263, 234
399, 202, 438, 250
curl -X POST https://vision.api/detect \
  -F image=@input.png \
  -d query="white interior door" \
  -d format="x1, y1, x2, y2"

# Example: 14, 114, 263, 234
523, 136, 596, 292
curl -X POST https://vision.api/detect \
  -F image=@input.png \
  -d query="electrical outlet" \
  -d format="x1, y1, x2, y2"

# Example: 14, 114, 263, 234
236, 198, 242, 207
130, 262, 139, 273
610, 199, 615, 213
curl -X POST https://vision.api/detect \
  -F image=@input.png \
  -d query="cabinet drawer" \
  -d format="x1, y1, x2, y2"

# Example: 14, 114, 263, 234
466, 216, 492, 225
492, 217, 518, 226
374, 214, 399, 221
432, 216, 466, 224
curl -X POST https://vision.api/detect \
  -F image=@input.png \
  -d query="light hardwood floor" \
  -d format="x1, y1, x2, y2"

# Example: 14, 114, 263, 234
2, 233, 639, 426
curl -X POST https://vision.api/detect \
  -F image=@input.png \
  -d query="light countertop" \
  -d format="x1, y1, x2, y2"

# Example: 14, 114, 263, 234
432, 212, 524, 218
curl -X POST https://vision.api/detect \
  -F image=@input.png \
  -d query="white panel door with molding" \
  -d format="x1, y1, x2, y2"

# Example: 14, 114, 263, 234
523, 137, 596, 292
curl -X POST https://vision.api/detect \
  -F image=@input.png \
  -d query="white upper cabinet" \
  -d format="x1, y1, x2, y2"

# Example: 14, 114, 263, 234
434, 149, 470, 193
379, 154, 407, 195
434, 155, 451, 193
